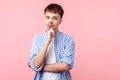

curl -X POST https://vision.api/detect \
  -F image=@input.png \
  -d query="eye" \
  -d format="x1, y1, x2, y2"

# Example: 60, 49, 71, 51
46, 16, 49, 19
53, 17, 58, 20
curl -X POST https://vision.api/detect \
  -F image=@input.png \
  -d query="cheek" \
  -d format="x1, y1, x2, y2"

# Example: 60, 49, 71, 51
45, 20, 48, 24
54, 20, 60, 25
54, 22, 59, 26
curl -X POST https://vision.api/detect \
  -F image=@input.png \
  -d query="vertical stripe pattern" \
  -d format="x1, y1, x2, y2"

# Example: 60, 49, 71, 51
29, 31, 75, 80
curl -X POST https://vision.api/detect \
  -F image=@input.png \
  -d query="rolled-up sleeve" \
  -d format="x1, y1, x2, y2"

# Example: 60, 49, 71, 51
59, 37, 75, 69
29, 35, 45, 71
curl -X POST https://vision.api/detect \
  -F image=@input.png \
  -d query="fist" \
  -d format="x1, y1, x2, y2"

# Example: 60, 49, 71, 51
46, 28, 54, 42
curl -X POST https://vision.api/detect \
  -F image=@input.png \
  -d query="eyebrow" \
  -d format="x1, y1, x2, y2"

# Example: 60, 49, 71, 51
46, 15, 58, 18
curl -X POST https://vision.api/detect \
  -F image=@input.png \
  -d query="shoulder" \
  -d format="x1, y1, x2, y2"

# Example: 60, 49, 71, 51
32, 32, 46, 46
35, 32, 46, 38
61, 32, 74, 40
33, 32, 46, 40
32, 32, 46, 44
57, 32, 74, 42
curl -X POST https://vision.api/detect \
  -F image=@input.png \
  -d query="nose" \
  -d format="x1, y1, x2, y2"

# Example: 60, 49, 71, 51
49, 18, 53, 23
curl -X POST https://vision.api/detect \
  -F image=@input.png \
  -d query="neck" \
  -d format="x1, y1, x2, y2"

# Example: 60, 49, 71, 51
54, 29, 59, 34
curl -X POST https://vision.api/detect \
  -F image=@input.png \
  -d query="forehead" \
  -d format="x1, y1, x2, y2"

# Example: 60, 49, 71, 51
45, 11, 60, 17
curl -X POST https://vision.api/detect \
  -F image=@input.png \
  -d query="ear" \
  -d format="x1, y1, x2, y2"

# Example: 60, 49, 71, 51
60, 18, 62, 24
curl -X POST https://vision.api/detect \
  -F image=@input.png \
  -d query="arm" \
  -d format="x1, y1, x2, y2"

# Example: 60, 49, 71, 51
33, 40, 50, 69
33, 28, 55, 69
29, 35, 48, 71
43, 62, 69, 73
43, 36, 75, 73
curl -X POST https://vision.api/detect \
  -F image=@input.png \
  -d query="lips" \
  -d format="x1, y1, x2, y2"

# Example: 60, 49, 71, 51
48, 24, 54, 28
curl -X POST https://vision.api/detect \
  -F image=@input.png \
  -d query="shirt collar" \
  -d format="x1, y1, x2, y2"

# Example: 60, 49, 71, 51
44, 30, 61, 36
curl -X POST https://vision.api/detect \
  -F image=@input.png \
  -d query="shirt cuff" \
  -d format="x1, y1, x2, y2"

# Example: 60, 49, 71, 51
30, 59, 45, 72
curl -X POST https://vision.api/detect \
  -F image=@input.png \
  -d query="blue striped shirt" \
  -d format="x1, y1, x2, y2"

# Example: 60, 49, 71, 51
29, 31, 75, 80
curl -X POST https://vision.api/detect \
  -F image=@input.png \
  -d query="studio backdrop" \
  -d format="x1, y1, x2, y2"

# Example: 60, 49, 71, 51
0, 0, 120, 80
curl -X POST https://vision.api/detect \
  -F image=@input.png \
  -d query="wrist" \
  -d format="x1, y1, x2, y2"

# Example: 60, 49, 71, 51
45, 39, 51, 44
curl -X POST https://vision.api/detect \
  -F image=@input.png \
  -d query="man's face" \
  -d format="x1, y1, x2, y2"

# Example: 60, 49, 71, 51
45, 11, 62, 32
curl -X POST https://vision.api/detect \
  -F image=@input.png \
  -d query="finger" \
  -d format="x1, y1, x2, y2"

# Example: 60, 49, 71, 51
50, 32, 54, 38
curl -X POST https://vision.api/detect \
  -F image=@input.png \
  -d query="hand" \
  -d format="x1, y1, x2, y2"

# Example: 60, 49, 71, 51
46, 28, 55, 42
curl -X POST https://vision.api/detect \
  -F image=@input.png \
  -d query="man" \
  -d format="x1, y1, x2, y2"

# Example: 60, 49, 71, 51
29, 3, 75, 80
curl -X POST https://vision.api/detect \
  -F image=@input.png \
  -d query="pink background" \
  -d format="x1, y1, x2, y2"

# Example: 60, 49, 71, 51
0, 0, 120, 80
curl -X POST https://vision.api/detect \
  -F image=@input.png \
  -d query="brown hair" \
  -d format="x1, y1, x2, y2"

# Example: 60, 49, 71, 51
44, 3, 64, 18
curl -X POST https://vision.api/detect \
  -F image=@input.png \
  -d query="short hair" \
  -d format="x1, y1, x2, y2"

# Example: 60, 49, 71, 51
44, 3, 64, 18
